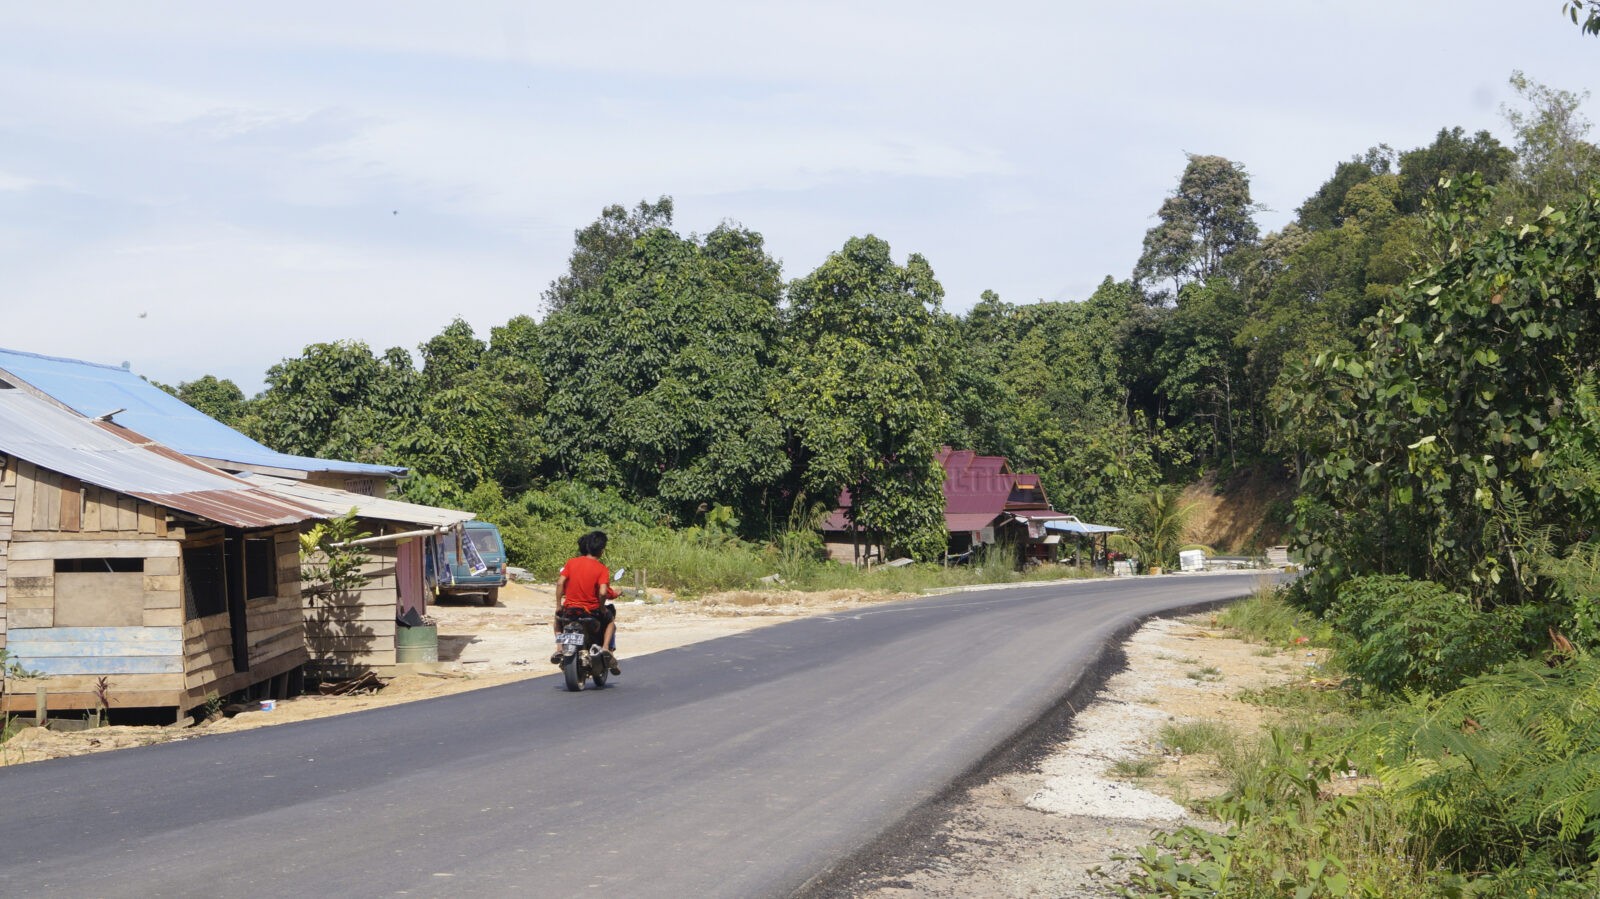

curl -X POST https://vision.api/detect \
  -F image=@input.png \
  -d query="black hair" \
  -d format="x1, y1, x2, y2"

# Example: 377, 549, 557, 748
577, 530, 608, 558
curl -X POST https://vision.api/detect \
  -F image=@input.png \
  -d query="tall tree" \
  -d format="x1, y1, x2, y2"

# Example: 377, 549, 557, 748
252, 341, 420, 464
540, 219, 787, 522
395, 318, 545, 493
1396, 127, 1515, 214
783, 236, 949, 561
1282, 176, 1600, 612
1502, 71, 1600, 209
1135, 154, 1261, 296
1296, 146, 1395, 231
540, 197, 674, 314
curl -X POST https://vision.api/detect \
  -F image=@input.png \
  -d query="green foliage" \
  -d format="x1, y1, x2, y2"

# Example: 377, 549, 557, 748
170, 374, 251, 429
1361, 655, 1600, 879
1135, 154, 1261, 297
1502, 71, 1600, 210
1568, 1, 1600, 35
541, 196, 674, 314
1112, 485, 1197, 571
0, 646, 42, 680
1328, 576, 1531, 695
299, 510, 373, 604
1283, 176, 1600, 610
1118, 731, 1458, 898
1217, 584, 1328, 647
253, 340, 419, 464
540, 217, 787, 521
1158, 720, 1235, 755
783, 235, 950, 561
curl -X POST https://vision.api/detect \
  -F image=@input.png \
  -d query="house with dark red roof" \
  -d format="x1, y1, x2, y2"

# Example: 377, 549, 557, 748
821, 446, 1082, 565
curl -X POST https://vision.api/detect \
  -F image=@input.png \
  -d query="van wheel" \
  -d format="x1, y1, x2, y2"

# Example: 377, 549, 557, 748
482, 588, 499, 607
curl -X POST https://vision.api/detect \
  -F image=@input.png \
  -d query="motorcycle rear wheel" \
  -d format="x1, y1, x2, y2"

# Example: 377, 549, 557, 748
561, 656, 583, 692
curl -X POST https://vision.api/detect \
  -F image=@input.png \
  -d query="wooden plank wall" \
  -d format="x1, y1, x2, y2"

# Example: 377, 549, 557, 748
182, 528, 309, 707
9, 461, 165, 539
0, 460, 186, 711
304, 536, 400, 680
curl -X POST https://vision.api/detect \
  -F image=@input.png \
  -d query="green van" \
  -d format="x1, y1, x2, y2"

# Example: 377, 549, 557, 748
426, 520, 508, 606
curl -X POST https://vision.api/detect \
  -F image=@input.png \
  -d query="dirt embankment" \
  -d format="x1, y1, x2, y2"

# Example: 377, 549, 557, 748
1182, 465, 1296, 553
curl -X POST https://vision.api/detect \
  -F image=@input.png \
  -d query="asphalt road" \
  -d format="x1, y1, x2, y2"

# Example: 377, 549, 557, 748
0, 572, 1269, 898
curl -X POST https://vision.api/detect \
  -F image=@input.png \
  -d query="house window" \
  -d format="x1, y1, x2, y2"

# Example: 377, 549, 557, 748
183, 542, 227, 619
55, 557, 145, 627
245, 535, 278, 600
56, 558, 143, 573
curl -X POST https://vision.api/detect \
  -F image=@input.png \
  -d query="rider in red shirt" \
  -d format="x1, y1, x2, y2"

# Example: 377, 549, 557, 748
551, 530, 620, 674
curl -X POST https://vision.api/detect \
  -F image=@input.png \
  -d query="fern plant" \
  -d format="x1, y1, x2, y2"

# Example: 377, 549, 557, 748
1359, 654, 1600, 874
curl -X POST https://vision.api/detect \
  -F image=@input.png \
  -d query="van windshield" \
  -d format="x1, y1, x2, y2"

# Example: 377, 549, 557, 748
467, 530, 502, 554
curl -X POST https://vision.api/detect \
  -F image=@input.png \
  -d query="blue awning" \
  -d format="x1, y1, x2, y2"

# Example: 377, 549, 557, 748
1043, 517, 1122, 535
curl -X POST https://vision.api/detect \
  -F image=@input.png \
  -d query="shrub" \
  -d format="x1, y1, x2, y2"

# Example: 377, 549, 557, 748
1328, 575, 1527, 695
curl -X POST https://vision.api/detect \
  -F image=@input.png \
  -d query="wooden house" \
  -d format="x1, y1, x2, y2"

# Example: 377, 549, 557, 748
0, 387, 320, 720
0, 346, 406, 495
236, 474, 474, 680
821, 447, 1087, 565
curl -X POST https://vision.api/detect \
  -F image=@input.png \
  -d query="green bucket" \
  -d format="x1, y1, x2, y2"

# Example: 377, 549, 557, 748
395, 624, 439, 663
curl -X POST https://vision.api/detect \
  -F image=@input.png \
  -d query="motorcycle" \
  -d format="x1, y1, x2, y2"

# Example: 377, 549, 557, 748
554, 610, 611, 691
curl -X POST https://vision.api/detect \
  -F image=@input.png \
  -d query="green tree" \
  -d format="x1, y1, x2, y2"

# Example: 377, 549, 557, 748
1502, 71, 1600, 210
1296, 145, 1395, 231
1396, 127, 1515, 214
252, 341, 420, 464
395, 318, 544, 493
540, 217, 788, 522
168, 375, 251, 429
1135, 154, 1262, 297
540, 197, 674, 314
783, 236, 949, 561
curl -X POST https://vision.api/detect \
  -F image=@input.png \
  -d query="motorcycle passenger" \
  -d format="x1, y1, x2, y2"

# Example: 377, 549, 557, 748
550, 530, 621, 674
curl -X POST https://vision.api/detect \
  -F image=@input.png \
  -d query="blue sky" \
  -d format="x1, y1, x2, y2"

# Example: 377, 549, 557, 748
0, 3, 1594, 392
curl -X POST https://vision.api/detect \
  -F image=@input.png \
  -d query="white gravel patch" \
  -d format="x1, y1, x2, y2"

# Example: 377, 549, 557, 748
1025, 697, 1188, 821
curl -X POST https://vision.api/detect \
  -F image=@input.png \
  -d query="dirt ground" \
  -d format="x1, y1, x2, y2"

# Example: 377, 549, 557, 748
0, 578, 1313, 898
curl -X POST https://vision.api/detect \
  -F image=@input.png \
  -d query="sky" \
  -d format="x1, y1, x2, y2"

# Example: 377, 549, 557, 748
0, 3, 1595, 393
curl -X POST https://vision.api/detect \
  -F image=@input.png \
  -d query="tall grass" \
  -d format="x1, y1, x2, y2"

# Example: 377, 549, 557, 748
1217, 581, 1329, 647
572, 528, 1096, 597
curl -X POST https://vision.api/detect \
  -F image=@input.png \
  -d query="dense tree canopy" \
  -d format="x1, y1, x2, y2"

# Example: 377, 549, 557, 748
183, 68, 1597, 603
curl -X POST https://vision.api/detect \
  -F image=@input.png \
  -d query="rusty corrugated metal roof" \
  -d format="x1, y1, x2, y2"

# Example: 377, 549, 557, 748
237, 474, 475, 528
0, 388, 319, 528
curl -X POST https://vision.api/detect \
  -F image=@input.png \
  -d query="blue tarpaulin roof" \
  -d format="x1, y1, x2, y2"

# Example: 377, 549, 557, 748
1043, 517, 1123, 535
0, 347, 405, 478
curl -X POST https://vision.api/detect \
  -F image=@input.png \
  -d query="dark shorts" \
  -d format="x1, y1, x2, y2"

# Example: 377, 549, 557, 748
558, 604, 616, 628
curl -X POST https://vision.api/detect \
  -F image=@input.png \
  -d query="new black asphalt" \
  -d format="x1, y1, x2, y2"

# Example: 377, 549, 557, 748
0, 572, 1269, 897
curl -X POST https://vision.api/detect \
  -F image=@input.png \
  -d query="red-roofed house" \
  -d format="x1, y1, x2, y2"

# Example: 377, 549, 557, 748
821, 447, 1079, 565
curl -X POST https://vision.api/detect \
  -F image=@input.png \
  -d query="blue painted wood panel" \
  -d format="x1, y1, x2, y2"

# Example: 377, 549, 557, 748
8, 627, 184, 674
7, 641, 182, 658
22, 657, 184, 675
8, 627, 182, 645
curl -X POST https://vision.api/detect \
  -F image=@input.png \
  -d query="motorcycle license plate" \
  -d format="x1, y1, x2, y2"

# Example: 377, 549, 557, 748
556, 632, 585, 646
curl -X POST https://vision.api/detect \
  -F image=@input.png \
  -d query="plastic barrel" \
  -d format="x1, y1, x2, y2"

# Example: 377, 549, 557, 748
395, 625, 439, 663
